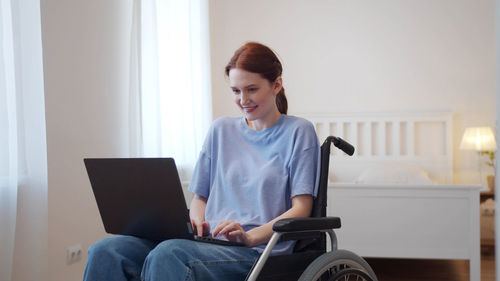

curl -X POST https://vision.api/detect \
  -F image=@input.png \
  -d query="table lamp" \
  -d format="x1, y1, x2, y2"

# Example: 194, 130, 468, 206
459, 126, 497, 185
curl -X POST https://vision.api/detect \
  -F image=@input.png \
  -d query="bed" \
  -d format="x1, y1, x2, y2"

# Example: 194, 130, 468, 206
303, 112, 481, 281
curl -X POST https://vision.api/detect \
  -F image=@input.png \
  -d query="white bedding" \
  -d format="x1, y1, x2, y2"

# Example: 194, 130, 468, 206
352, 162, 434, 184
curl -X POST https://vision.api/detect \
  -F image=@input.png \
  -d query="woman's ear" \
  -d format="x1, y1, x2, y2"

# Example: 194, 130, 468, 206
273, 77, 283, 95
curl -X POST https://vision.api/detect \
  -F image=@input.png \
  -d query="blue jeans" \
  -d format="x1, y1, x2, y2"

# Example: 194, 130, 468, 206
83, 235, 261, 281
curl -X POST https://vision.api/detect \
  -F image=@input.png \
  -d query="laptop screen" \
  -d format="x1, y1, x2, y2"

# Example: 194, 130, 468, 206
84, 158, 194, 241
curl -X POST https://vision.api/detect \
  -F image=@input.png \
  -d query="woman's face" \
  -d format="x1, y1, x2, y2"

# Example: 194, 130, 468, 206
229, 68, 282, 129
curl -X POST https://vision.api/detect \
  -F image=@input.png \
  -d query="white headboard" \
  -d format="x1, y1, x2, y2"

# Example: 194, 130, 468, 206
302, 112, 454, 184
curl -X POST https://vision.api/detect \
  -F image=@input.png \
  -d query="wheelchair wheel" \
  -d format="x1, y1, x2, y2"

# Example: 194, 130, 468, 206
297, 249, 377, 281
328, 268, 373, 281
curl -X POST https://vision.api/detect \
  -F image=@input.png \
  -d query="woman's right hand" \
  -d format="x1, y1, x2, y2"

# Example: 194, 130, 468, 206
190, 194, 210, 236
190, 218, 210, 237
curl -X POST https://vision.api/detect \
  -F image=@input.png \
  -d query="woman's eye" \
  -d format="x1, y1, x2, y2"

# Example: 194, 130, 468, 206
248, 88, 257, 92
232, 89, 240, 94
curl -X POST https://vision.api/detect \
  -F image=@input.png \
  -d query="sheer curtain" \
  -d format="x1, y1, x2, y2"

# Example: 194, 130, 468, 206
0, 0, 47, 280
139, 0, 212, 180
0, 0, 18, 279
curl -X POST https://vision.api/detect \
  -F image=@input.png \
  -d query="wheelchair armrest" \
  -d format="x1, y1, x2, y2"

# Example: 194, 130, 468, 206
272, 217, 341, 232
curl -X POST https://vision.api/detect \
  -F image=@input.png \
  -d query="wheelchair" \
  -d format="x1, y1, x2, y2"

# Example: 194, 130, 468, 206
244, 136, 378, 281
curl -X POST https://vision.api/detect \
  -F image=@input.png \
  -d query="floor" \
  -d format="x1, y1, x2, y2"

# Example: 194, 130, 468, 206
364, 251, 495, 281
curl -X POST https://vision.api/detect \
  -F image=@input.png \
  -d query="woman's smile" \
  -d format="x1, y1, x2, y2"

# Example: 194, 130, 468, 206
242, 105, 258, 113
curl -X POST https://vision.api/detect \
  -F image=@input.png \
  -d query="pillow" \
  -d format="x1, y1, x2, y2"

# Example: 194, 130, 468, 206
355, 163, 434, 184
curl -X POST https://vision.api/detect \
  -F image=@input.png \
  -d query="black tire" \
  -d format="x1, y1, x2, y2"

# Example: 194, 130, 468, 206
329, 268, 374, 281
297, 249, 378, 281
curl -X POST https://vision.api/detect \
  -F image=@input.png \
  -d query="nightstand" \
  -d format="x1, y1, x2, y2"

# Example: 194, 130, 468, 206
480, 190, 495, 254
480, 190, 494, 203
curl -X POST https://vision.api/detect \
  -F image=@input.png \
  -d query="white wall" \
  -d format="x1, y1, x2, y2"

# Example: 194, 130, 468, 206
209, 0, 497, 184
40, 1, 134, 280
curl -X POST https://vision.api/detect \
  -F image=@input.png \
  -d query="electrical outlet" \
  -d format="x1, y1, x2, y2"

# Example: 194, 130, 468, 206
67, 244, 83, 265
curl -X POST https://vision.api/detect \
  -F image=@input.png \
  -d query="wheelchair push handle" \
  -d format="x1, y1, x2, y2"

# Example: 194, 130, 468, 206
324, 136, 355, 156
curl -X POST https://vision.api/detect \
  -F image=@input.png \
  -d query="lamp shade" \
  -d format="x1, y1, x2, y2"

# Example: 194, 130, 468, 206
459, 126, 497, 151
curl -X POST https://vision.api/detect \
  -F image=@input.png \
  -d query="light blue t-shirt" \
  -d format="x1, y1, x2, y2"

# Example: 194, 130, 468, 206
188, 114, 320, 255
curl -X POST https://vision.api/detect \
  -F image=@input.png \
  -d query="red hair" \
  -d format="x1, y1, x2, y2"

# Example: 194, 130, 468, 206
225, 42, 287, 115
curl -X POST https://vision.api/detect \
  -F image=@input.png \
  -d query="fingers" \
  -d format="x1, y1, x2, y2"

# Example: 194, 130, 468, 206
227, 229, 244, 238
202, 221, 211, 236
191, 219, 210, 236
212, 221, 233, 237
212, 220, 243, 238
211, 221, 227, 237
190, 219, 201, 236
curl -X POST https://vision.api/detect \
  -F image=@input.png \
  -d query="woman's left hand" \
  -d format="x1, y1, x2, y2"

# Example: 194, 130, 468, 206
212, 220, 254, 247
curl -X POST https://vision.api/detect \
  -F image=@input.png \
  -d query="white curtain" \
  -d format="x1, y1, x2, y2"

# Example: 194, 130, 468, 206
0, 0, 18, 279
0, 0, 47, 280
139, 0, 212, 180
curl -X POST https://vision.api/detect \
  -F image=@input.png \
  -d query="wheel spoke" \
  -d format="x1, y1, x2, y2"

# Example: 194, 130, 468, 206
298, 250, 377, 281
335, 270, 373, 281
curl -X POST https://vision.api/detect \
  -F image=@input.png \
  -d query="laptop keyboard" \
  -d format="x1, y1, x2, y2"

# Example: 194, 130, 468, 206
193, 235, 245, 247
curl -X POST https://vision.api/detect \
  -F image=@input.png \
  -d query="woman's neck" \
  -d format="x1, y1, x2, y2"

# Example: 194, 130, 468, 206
246, 110, 282, 131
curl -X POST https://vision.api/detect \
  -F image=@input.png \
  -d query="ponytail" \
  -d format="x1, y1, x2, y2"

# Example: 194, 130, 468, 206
276, 88, 287, 115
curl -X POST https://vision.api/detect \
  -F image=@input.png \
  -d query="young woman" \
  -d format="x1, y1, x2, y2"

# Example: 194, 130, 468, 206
83, 42, 320, 281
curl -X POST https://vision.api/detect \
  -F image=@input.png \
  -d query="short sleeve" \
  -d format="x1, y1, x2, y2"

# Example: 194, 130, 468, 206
288, 124, 321, 198
188, 124, 214, 198
188, 151, 211, 198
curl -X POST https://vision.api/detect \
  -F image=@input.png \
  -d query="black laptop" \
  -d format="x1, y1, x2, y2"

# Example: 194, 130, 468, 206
84, 158, 244, 246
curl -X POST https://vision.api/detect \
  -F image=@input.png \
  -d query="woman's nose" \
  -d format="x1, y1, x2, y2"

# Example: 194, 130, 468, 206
240, 92, 250, 104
